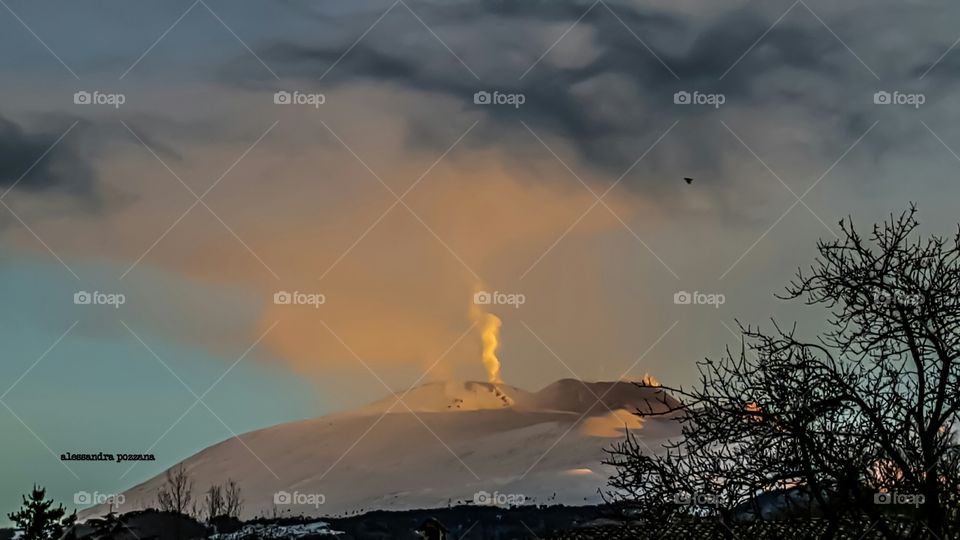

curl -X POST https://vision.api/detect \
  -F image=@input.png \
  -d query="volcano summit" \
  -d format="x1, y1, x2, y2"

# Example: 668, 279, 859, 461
89, 380, 681, 520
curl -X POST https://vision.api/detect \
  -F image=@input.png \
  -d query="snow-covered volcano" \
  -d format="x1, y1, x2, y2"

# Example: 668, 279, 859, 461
90, 380, 681, 520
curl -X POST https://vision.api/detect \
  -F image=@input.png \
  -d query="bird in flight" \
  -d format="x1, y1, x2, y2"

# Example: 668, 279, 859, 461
684, 177, 694, 184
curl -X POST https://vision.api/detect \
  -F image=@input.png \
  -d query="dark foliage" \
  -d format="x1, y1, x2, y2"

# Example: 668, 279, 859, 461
7, 486, 76, 540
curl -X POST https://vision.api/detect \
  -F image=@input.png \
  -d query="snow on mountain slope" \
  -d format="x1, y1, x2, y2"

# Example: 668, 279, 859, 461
88, 380, 681, 520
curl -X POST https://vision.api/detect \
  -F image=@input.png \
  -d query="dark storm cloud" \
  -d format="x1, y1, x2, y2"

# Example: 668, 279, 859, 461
0, 115, 97, 198
222, 0, 955, 209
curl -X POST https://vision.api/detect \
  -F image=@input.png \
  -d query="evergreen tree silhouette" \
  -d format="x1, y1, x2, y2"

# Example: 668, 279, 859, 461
7, 485, 76, 540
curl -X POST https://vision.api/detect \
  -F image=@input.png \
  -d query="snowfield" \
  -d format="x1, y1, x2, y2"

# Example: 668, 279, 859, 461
86, 379, 682, 520
211, 522, 342, 539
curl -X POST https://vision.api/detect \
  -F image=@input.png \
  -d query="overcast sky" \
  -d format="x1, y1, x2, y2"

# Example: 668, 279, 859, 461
2, 0, 960, 521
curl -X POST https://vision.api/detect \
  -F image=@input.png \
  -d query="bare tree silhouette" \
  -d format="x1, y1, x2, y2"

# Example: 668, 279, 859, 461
156, 464, 194, 515
607, 206, 960, 539
224, 479, 243, 519
201, 484, 224, 522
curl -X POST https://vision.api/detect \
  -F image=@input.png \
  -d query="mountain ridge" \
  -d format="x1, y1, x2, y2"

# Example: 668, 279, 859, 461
84, 379, 682, 520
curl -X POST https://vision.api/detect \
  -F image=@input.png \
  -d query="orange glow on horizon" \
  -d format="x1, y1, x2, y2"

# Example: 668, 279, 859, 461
745, 402, 763, 423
